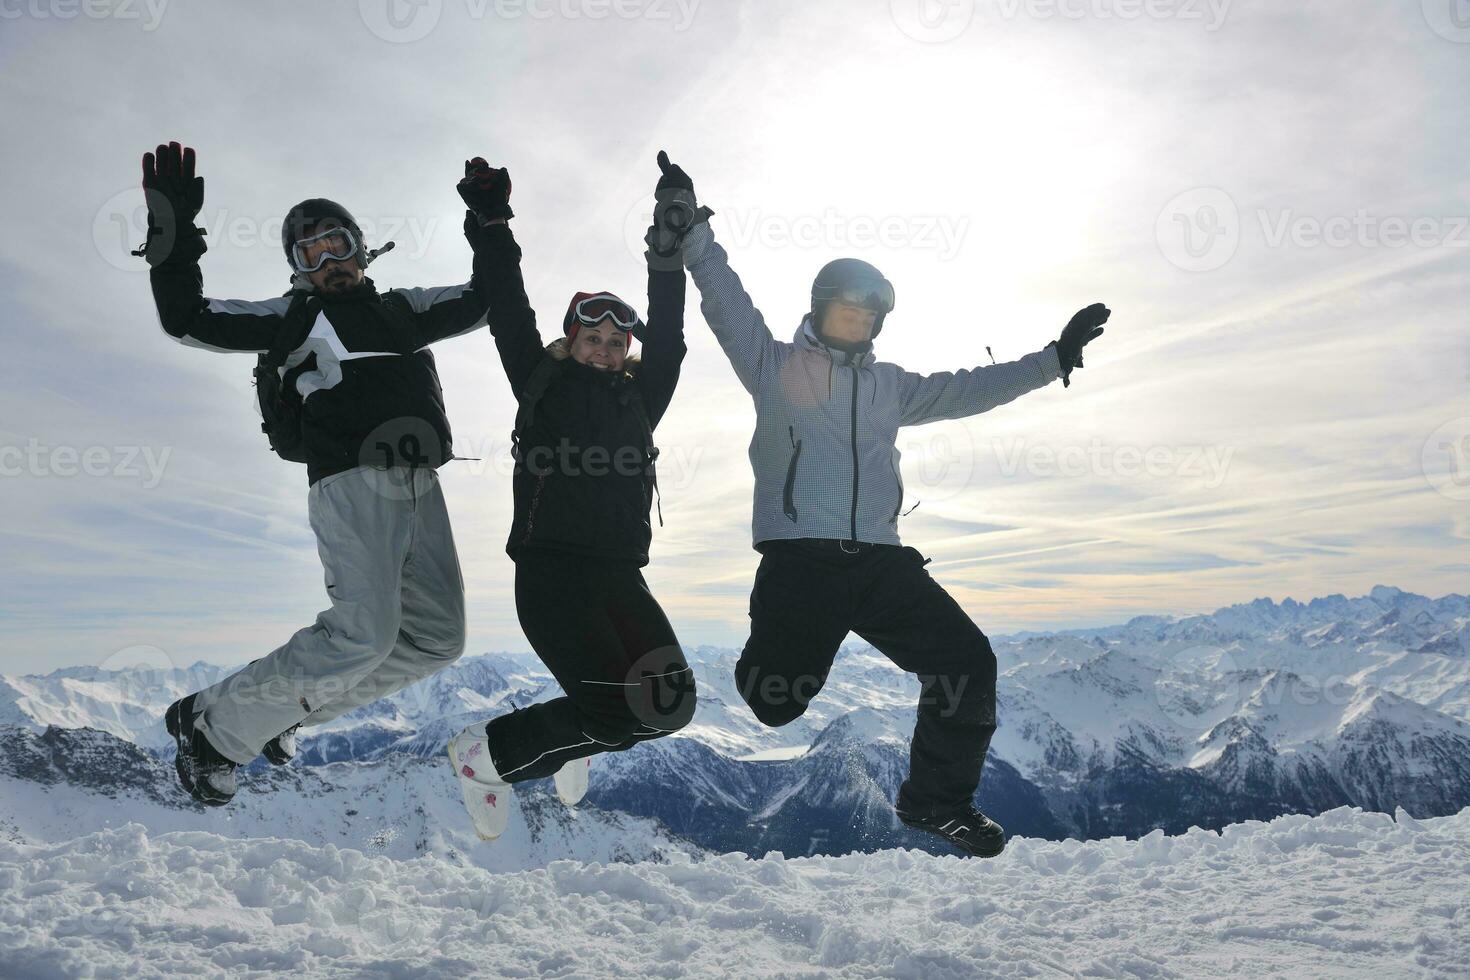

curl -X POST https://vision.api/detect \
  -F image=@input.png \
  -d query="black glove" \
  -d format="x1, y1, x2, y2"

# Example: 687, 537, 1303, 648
457, 157, 514, 223
1049, 302, 1110, 388
645, 150, 713, 270
133, 141, 207, 267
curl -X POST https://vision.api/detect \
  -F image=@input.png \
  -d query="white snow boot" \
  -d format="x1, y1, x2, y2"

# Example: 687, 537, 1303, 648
553, 756, 592, 807
447, 723, 513, 840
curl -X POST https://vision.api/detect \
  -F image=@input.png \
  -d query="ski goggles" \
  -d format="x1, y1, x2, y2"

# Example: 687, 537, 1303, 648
569, 293, 638, 334
815, 277, 895, 315
290, 227, 360, 273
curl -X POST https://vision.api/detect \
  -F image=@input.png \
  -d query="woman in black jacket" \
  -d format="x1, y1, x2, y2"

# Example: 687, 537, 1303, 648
448, 160, 696, 840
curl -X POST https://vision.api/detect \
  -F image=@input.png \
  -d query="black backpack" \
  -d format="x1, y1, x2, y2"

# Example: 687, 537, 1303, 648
252, 291, 321, 463
512, 356, 664, 525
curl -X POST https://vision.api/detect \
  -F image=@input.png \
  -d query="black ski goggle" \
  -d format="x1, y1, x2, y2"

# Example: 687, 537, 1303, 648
815, 277, 895, 316
290, 227, 359, 273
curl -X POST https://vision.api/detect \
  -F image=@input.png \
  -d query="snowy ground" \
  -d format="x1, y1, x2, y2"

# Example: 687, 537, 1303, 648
2, 807, 1467, 979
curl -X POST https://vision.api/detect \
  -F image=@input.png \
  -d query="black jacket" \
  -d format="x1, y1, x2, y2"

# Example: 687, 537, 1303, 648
481, 224, 686, 566
151, 222, 492, 484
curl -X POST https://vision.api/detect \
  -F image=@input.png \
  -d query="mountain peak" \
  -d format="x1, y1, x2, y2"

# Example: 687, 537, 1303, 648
1370, 585, 1405, 604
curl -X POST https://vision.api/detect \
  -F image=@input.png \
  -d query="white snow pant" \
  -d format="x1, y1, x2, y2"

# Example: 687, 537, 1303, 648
194, 466, 466, 764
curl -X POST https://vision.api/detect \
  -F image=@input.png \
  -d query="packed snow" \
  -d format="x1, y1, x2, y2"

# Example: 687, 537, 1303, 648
3, 806, 1467, 979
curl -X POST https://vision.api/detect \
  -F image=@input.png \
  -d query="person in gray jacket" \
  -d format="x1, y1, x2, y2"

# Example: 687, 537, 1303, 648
652, 152, 1109, 857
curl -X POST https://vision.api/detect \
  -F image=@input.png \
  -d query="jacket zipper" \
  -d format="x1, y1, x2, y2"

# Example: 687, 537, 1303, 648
521, 473, 547, 545
848, 364, 860, 542
783, 426, 803, 522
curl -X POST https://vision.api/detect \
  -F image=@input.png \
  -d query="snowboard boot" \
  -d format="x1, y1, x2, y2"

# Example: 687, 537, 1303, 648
896, 803, 1006, 858
262, 724, 301, 766
553, 756, 592, 807
164, 694, 237, 807
448, 723, 513, 840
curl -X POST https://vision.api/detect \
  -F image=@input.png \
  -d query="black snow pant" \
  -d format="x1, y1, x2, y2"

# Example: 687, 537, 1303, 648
736, 539, 998, 815
485, 549, 697, 783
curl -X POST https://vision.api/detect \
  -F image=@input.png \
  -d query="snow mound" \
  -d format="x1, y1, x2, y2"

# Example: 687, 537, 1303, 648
3, 807, 1467, 979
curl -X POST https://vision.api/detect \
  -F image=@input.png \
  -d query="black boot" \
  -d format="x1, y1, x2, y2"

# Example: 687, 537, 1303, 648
164, 694, 237, 806
262, 724, 300, 766
897, 804, 1006, 858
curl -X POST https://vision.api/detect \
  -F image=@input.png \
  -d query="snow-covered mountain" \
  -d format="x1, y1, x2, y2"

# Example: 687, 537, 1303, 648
4, 586, 1468, 857
0, 725, 696, 873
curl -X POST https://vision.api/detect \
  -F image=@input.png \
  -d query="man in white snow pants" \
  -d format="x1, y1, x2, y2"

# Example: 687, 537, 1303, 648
139, 142, 503, 805
653, 152, 1110, 858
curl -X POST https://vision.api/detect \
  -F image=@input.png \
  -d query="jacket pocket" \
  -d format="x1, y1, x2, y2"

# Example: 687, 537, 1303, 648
782, 426, 803, 523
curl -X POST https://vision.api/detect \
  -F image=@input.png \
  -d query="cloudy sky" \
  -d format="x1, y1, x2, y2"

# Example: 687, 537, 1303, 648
1, 0, 1466, 675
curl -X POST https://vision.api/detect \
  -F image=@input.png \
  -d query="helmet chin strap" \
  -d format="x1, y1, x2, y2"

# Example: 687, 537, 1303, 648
820, 332, 873, 356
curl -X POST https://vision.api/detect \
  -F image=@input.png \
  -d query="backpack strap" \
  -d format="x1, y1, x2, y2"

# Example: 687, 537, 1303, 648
511, 356, 563, 463
264, 290, 321, 372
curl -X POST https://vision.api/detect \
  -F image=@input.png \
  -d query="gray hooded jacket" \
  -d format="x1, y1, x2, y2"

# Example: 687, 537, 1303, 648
682, 222, 1063, 548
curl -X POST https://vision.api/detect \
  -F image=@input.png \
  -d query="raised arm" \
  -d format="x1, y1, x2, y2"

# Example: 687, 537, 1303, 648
649, 151, 784, 396
897, 304, 1111, 426
474, 219, 546, 396
898, 347, 1062, 426
446, 160, 545, 393
635, 265, 688, 429
141, 142, 287, 352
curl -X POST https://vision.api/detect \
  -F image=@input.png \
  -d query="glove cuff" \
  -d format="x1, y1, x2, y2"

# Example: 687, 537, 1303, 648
1045, 340, 1072, 387
141, 225, 208, 269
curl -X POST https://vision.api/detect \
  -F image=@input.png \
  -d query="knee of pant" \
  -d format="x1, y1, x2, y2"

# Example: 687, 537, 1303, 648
577, 707, 644, 747
970, 633, 998, 685
739, 680, 809, 728
736, 660, 814, 728
649, 670, 697, 734
340, 608, 402, 659
431, 612, 468, 664
749, 698, 808, 729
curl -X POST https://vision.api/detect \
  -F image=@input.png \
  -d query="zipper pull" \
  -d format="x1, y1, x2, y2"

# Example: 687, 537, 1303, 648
986, 346, 996, 365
